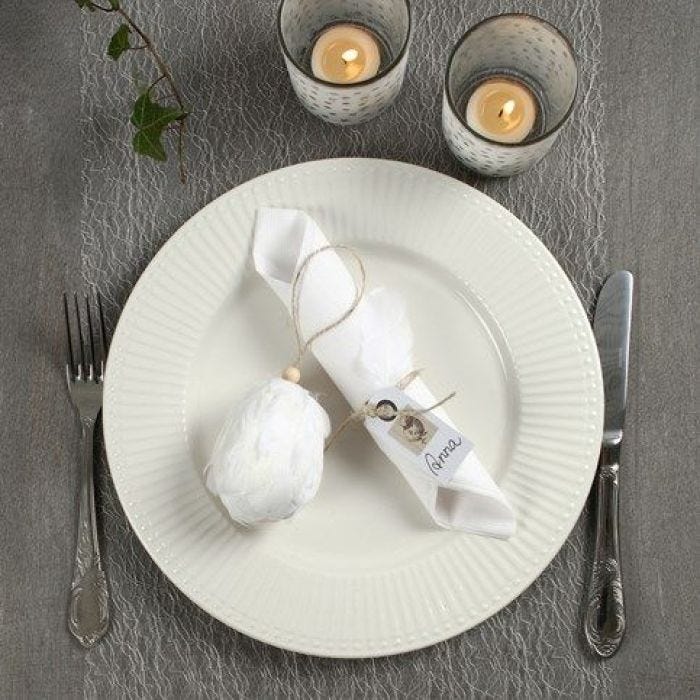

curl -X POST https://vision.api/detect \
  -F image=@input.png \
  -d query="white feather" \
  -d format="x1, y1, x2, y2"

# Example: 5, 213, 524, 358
354, 288, 414, 387
205, 378, 330, 526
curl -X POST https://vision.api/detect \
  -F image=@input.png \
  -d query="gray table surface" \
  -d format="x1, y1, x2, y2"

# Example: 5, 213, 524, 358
1, 1, 698, 698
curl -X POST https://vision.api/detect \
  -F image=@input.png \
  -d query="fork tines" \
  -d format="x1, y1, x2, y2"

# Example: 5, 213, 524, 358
63, 292, 108, 382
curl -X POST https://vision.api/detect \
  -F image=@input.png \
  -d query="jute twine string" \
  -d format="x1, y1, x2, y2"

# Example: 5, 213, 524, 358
289, 245, 366, 372
284, 245, 455, 450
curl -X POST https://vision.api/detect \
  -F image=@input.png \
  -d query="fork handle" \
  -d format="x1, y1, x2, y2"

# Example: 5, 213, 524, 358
584, 443, 626, 657
69, 418, 109, 647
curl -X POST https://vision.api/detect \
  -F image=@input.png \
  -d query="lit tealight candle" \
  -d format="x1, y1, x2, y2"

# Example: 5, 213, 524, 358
311, 24, 381, 84
465, 78, 538, 144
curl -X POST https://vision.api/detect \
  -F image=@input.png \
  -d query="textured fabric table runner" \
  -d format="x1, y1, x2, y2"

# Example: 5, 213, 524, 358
80, 0, 607, 696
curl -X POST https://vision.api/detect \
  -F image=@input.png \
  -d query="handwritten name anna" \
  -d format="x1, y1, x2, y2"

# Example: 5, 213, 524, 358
424, 437, 463, 476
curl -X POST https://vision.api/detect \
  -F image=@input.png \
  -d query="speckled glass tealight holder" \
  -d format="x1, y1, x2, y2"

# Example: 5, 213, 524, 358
442, 14, 578, 177
278, 0, 411, 126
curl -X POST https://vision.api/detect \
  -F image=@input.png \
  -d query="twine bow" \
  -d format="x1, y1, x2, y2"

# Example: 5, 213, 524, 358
325, 371, 456, 452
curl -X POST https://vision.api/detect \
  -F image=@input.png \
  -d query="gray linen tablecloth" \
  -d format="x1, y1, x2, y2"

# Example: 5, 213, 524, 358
79, 0, 609, 696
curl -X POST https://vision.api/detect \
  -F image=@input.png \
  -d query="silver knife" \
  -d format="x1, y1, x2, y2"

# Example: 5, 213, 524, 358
584, 270, 634, 657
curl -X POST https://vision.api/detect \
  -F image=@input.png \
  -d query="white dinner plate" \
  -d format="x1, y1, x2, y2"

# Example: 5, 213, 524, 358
104, 158, 603, 657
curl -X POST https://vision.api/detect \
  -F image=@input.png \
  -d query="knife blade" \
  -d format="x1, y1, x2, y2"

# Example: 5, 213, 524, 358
594, 270, 634, 444
584, 270, 634, 658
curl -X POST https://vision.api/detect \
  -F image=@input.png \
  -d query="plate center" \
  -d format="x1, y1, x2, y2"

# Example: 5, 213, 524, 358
186, 242, 517, 572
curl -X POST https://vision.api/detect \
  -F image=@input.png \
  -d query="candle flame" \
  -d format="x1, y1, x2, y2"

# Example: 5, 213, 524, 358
499, 99, 516, 119
341, 48, 359, 63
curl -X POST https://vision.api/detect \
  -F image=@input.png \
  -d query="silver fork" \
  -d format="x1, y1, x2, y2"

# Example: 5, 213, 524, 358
64, 292, 110, 647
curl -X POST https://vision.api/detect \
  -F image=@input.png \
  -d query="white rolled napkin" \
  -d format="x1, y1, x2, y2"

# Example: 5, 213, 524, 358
254, 208, 516, 539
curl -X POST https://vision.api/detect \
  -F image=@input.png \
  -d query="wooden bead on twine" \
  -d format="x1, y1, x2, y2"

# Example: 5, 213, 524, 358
281, 366, 301, 384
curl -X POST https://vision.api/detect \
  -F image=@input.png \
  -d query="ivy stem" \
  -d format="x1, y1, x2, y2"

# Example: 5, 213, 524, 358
147, 74, 167, 93
177, 119, 186, 184
117, 6, 187, 183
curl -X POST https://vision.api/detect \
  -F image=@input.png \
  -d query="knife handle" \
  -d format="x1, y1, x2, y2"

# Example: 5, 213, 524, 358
584, 443, 626, 657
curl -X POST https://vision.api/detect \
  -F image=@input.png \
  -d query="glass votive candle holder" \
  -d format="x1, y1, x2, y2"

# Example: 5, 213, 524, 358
442, 14, 578, 177
278, 0, 411, 125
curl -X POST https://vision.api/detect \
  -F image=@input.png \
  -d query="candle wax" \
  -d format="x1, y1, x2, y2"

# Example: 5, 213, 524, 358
311, 24, 381, 84
465, 78, 537, 144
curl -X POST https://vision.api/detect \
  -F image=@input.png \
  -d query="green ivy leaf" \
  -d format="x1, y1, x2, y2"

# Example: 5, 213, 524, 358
75, 0, 95, 11
133, 128, 168, 161
131, 91, 186, 130
130, 92, 186, 162
108, 0, 120, 8
107, 24, 131, 60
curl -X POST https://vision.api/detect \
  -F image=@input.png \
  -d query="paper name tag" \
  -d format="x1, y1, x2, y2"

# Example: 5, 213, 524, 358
364, 386, 473, 485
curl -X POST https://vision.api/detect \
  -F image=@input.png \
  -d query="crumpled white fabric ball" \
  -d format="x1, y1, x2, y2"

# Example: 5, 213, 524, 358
205, 378, 330, 526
